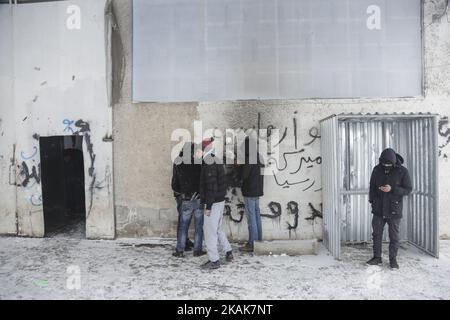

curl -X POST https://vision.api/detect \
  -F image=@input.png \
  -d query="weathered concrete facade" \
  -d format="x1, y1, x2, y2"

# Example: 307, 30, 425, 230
1, 0, 450, 242
0, 0, 115, 239
111, 0, 450, 241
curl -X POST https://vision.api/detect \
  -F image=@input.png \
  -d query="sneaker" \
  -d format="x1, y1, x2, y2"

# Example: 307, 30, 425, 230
239, 242, 254, 253
225, 251, 234, 262
390, 258, 399, 269
366, 257, 382, 265
172, 250, 185, 258
201, 260, 220, 270
193, 250, 207, 257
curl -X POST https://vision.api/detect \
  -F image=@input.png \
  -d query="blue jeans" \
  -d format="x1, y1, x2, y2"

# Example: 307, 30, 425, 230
176, 199, 204, 252
175, 195, 182, 215
244, 197, 263, 245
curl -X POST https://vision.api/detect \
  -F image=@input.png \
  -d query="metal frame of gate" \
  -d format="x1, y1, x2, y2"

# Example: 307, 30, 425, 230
320, 113, 439, 260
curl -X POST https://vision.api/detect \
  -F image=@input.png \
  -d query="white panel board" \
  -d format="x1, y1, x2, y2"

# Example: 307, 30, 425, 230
133, 0, 422, 102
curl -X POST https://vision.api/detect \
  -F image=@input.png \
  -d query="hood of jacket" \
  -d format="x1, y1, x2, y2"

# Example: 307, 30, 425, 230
379, 148, 397, 165
379, 148, 405, 167
396, 153, 404, 165
176, 142, 197, 164
241, 136, 264, 166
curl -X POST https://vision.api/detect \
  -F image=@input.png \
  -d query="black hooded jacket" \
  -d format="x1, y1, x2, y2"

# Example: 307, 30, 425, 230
240, 139, 264, 198
369, 148, 412, 219
171, 143, 201, 198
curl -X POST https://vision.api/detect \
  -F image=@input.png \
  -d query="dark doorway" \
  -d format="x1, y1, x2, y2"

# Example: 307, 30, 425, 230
39, 136, 86, 238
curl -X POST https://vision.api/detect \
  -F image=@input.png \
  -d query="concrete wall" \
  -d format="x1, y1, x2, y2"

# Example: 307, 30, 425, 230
0, 6, 16, 235
0, 0, 115, 239
111, 0, 450, 241
1, 0, 449, 242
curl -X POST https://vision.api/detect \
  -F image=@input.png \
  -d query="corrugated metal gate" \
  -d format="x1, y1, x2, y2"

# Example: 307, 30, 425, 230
320, 114, 439, 260
321, 116, 341, 260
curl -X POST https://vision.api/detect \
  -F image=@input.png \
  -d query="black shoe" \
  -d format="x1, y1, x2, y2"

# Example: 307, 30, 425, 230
226, 251, 234, 262
172, 251, 185, 258
185, 239, 194, 252
366, 257, 382, 265
239, 243, 254, 253
201, 260, 220, 270
390, 258, 399, 269
193, 250, 207, 257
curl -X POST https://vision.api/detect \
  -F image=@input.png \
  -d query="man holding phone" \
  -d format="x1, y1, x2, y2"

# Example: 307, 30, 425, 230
367, 148, 412, 269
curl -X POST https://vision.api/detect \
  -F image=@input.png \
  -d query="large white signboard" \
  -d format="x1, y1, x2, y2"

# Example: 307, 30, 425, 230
132, 0, 422, 102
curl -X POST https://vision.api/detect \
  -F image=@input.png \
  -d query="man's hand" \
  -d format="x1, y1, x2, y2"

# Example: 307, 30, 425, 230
204, 209, 211, 216
379, 185, 392, 193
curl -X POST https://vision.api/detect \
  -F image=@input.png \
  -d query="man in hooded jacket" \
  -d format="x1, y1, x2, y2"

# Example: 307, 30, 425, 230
238, 137, 264, 253
367, 148, 412, 269
171, 142, 205, 257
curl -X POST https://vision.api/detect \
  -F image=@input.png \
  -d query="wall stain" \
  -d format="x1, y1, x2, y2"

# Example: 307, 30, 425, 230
305, 203, 323, 222
261, 202, 282, 219
72, 119, 96, 217
439, 116, 450, 158
286, 201, 299, 231
19, 161, 41, 187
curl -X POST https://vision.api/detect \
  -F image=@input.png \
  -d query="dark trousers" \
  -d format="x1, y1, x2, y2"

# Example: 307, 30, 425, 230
372, 215, 401, 259
176, 195, 183, 232
175, 195, 192, 249
176, 199, 204, 252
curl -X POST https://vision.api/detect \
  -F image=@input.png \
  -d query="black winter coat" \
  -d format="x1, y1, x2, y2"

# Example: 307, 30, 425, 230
239, 138, 264, 197
241, 162, 264, 198
171, 147, 201, 198
369, 149, 412, 219
199, 154, 226, 210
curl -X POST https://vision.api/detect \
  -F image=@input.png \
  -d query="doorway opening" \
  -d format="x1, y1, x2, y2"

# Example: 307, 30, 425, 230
39, 136, 86, 238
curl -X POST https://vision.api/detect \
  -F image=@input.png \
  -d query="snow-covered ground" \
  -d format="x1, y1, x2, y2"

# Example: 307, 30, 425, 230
1, 236, 449, 300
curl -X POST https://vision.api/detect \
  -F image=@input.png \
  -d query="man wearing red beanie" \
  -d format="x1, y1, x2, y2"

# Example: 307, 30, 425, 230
196, 138, 233, 269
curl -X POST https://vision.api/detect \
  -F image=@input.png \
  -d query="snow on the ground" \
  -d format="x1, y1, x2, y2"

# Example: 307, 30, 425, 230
1, 236, 449, 300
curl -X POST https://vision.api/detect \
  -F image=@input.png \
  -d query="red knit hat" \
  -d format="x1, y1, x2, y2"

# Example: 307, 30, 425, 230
202, 138, 214, 150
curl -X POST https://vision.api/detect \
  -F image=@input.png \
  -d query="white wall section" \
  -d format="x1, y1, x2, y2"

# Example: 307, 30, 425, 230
133, 0, 422, 102
0, 0, 115, 239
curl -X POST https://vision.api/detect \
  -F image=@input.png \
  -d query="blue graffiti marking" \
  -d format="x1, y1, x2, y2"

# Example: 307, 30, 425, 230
30, 194, 42, 206
63, 119, 75, 133
21, 146, 38, 160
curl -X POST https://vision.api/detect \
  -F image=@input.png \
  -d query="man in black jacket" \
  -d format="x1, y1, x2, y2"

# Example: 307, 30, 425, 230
367, 148, 412, 269
171, 142, 205, 258
239, 137, 264, 253
197, 138, 233, 269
